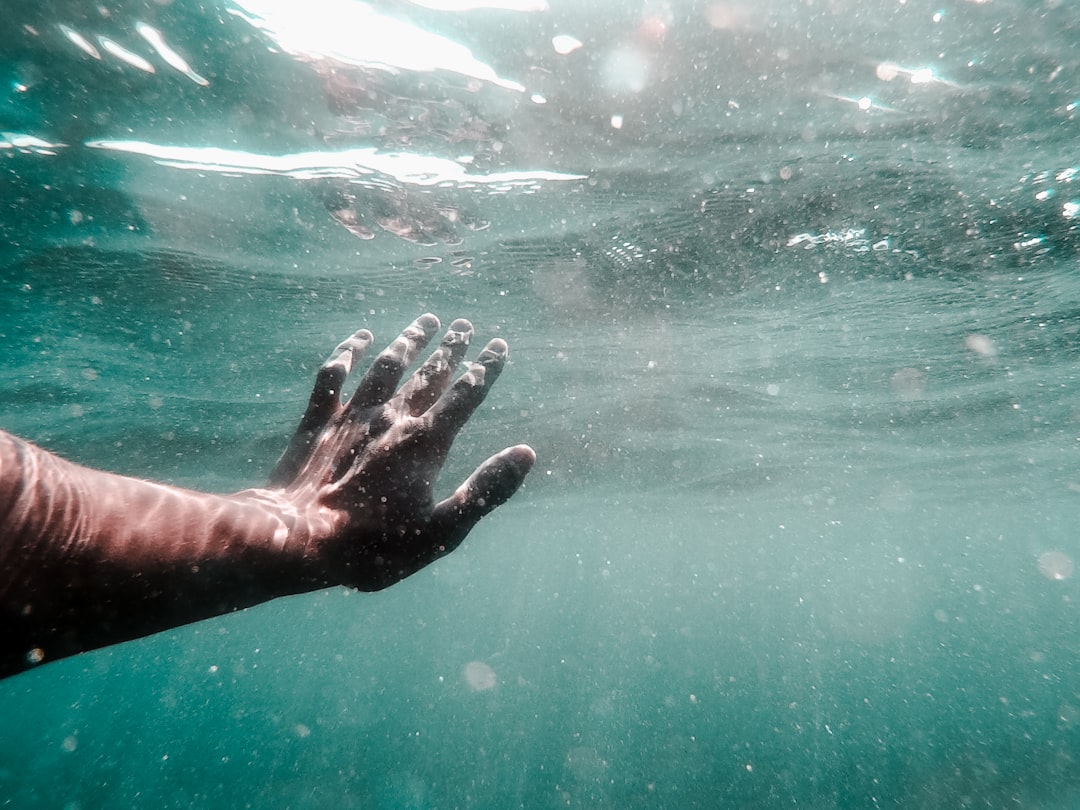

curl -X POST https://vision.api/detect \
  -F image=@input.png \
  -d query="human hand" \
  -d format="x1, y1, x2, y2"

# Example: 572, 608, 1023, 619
267, 314, 534, 590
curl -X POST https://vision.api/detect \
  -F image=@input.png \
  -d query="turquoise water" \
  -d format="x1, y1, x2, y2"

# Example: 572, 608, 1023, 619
2, 0, 1080, 806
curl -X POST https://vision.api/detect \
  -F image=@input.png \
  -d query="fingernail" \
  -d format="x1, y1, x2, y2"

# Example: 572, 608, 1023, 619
415, 313, 441, 334
480, 338, 508, 361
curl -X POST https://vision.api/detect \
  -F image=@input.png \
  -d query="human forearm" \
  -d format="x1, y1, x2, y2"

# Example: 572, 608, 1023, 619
0, 315, 533, 680
0, 430, 329, 677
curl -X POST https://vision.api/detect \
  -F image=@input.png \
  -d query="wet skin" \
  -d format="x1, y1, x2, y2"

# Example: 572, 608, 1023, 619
0, 315, 535, 679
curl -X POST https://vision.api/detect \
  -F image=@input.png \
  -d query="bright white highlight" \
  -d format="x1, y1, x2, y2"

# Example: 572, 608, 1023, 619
1, 132, 65, 155
85, 140, 586, 188
824, 93, 898, 113
552, 34, 583, 55
98, 37, 156, 74
137, 23, 209, 86
59, 25, 101, 59
230, 0, 525, 92
409, 0, 547, 9
876, 62, 957, 88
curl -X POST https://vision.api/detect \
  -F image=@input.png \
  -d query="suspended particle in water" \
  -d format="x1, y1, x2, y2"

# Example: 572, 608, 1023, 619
1037, 550, 1074, 581
464, 660, 497, 691
876, 62, 900, 81
964, 333, 997, 358
552, 35, 582, 55
890, 367, 925, 401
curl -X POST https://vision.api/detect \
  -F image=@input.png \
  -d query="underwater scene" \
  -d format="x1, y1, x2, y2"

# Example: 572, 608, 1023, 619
2, 0, 1080, 806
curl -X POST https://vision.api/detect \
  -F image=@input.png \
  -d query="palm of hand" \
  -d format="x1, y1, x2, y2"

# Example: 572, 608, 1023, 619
268, 315, 534, 590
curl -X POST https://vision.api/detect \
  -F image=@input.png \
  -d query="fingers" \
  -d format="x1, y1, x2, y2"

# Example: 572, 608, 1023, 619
311, 329, 374, 416
428, 444, 536, 550
270, 315, 516, 497
421, 337, 509, 448
395, 318, 473, 416
267, 328, 373, 487
347, 314, 440, 413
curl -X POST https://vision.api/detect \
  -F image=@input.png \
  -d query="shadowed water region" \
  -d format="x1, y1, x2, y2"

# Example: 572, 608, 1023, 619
1, 0, 1080, 807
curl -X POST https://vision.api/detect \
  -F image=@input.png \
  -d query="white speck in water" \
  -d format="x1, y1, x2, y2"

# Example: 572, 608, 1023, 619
1037, 550, 1073, 581
552, 34, 582, 55
876, 62, 899, 81
964, 334, 997, 357
464, 660, 497, 691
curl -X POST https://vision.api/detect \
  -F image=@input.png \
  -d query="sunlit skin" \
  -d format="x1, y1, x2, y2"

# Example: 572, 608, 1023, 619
0, 314, 535, 680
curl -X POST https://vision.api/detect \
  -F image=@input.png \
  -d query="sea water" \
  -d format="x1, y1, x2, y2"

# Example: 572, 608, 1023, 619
1, 0, 1079, 807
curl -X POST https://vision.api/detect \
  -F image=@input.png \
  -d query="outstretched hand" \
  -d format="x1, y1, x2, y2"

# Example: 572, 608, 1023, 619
266, 314, 535, 590
0, 312, 534, 677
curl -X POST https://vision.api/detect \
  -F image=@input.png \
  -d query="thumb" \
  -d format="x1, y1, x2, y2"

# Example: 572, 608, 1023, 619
429, 444, 536, 549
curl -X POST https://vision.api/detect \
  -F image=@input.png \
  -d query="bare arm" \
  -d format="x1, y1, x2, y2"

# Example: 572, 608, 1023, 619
0, 315, 535, 679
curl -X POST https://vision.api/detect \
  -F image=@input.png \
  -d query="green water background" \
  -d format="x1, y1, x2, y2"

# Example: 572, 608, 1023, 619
2, 0, 1080, 807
